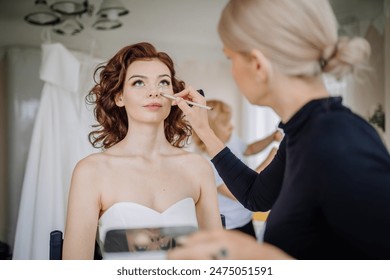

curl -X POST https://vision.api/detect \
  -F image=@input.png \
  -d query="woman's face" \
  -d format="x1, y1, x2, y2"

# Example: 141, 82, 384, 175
119, 59, 173, 124
223, 46, 267, 105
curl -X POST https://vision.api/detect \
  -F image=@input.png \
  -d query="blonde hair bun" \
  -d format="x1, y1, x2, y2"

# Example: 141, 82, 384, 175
323, 37, 371, 78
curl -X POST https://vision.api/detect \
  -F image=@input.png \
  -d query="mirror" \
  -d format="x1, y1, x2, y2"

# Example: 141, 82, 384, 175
103, 226, 197, 255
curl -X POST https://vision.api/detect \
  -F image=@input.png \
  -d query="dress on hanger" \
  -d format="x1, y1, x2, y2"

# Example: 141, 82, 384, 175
12, 43, 99, 259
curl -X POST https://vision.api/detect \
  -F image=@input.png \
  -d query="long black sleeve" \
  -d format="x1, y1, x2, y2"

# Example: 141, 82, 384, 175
211, 138, 286, 211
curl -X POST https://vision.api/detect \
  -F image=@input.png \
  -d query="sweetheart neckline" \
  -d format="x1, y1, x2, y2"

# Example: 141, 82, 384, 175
99, 197, 195, 220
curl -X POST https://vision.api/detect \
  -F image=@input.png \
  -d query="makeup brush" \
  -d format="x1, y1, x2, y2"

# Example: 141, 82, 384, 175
161, 92, 213, 110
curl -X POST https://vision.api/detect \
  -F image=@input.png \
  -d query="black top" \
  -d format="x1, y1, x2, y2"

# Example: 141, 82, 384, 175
212, 97, 390, 259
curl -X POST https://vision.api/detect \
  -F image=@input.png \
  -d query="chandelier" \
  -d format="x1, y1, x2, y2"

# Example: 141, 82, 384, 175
24, 0, 129, 35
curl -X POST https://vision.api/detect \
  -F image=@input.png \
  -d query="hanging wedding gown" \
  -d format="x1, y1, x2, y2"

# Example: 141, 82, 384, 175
12, 43, 100, 259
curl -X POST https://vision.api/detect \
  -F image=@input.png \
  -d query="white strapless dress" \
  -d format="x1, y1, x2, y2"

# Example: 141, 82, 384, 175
98, 197, 198, 259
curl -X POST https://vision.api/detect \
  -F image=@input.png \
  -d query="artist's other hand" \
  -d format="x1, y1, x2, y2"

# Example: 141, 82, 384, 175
167, 229, 293, 260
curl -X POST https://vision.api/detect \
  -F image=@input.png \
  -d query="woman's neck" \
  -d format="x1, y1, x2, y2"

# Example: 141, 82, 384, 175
268, 75, 330, 123
111, 122, 171, 157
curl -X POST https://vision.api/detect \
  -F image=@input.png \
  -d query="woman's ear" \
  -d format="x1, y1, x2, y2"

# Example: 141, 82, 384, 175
115, 93, 125, 107
249, 49, 273, 84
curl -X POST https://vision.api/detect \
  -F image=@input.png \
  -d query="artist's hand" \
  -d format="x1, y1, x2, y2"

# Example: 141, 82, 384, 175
174, 86, 211, 136
167, 229, 294, 260
273, 130, 284, 142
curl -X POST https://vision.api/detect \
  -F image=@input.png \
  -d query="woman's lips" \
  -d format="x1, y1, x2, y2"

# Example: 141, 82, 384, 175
144, 103, 162, 109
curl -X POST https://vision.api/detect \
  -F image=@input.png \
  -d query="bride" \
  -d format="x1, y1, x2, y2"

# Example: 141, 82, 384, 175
62, 42, 222, 259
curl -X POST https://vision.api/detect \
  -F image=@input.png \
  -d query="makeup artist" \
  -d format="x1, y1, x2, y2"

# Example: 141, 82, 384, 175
168, 0, 390, 259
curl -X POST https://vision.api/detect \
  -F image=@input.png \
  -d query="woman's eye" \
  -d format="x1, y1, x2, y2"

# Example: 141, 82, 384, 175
159, 80, 170, 87
132, 80, 145, 87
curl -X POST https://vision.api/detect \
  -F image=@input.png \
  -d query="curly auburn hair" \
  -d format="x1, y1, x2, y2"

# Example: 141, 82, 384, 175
86, 42, 191, 149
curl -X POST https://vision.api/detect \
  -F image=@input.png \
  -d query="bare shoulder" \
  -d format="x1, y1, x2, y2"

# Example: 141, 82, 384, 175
177, 150, 213, 174
71, 152, 107, 182
73, 152, 101, 171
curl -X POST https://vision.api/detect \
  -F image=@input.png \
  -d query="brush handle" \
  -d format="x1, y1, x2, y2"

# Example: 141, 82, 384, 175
161, 93, 213, 110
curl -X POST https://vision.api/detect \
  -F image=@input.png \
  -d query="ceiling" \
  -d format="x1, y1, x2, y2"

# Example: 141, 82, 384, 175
0, 0, 385, 60
0, 0, 229, 60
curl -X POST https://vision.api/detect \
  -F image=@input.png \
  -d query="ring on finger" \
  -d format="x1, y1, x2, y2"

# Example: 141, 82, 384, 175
211, 248, 228, 260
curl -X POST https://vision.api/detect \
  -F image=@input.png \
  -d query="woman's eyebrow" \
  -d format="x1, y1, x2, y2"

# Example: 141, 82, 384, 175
128, 74, 147, 81
158, 74, 171, 79
128, 74, 171, 81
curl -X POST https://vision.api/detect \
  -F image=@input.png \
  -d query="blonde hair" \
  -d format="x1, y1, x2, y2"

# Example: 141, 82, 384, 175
192, 100, 232, 152
218, 0, 370, 79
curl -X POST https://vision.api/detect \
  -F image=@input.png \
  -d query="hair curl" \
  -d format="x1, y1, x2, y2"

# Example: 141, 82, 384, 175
86, 42, 191, 149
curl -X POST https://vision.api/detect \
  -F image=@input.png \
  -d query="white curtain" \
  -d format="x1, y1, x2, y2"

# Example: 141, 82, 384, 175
12, 43, 99, 259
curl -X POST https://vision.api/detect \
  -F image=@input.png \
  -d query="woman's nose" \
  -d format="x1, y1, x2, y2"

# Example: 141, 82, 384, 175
147, 90, 160, 97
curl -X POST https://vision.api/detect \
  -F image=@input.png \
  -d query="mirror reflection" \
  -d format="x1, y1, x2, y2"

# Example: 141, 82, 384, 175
103, 226, 197, 254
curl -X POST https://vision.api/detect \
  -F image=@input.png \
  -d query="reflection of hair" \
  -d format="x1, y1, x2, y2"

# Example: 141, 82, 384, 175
87, 42, 191, 149
218, 0, 370, 78
192, 100, 232, 152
